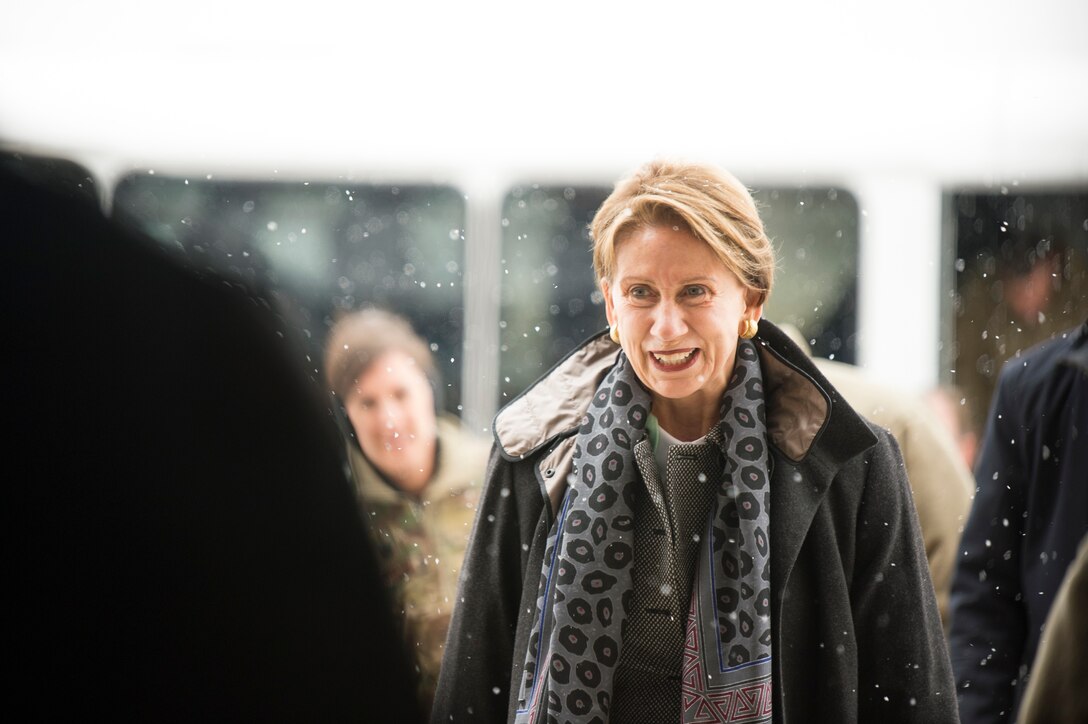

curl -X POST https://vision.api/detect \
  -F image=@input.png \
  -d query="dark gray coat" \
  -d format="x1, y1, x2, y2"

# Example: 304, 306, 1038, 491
433, 321, 957, 723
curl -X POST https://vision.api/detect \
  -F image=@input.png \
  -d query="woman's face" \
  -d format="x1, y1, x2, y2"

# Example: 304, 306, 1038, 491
343, 350, 437, 486
601, 224, 761, 412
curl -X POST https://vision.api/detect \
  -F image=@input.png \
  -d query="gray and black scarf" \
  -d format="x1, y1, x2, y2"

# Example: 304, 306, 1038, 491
514, 339, 773, 723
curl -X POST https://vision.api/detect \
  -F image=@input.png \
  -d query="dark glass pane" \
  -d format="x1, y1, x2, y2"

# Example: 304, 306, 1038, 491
756, 186, 859, 363
112, 174, 467, 413
499, 184, 860, 402
499, 185, 610, 403
950, 188, 1088, 437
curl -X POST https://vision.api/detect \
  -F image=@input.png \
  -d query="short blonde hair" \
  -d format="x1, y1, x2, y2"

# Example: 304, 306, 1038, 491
590, 160, 775, 305
323, 308, 437, 401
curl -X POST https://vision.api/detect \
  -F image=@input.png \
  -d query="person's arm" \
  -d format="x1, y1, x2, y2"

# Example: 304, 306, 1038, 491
948, 368, 1028, 723
852, 428, 960, 722
431, 445, 544, 723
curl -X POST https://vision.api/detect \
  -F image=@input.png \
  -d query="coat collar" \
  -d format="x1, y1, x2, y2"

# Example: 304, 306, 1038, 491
493, 330, 619, 460
493, 320, 877, 470
1058, 319, 1088, 375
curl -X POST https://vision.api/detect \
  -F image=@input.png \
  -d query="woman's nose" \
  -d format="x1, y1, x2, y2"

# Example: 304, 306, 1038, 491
650, 300, 687, 342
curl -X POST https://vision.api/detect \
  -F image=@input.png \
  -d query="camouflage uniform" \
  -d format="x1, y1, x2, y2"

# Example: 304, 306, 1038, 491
348, 415, 489, 717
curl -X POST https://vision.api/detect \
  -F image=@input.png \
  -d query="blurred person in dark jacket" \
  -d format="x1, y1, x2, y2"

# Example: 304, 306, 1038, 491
3, 159, 422, 723
949, 319, 1088, 724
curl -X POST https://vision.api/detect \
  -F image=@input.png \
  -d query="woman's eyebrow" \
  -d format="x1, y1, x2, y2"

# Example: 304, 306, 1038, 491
618, 275, 715, 285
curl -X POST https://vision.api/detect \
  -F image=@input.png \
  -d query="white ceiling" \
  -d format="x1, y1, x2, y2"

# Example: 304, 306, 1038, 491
2, 0, 1086, 184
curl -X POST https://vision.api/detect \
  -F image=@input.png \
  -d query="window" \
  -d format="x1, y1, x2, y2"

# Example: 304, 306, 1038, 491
946, 188, 1088, 438
499, 185, 609, 402
112, 174, 468, 412
757, 186, 859, 363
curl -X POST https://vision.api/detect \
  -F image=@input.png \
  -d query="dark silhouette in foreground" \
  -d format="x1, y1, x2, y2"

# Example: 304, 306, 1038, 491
4, 162, 422, 722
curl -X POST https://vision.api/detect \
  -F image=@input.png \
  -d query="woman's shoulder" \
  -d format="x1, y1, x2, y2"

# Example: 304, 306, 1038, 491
493, 330, 620, 462
757, 320, 879, 467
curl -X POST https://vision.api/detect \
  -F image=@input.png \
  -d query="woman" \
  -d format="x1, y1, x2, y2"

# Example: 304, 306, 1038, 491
433, 161, 956, 723
323, 308, 490, 718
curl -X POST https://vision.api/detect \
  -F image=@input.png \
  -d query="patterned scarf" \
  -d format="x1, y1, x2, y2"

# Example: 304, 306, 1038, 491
514, 339, 772, 723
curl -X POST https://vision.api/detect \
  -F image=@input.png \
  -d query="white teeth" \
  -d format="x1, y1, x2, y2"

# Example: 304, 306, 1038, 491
653, 350, 695, 366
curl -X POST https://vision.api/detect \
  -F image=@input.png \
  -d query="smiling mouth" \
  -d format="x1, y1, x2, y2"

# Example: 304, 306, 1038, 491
651, 349, 699, 369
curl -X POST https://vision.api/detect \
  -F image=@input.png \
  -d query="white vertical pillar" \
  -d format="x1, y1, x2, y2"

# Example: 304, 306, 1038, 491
853, 175, 943, 393
460, 180, 503, 436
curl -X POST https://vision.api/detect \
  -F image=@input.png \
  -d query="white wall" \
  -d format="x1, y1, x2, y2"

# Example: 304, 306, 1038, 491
2, 1, 1086, 182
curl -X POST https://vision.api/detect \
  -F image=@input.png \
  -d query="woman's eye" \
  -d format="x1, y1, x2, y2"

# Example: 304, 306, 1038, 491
629, 285, 651, 299
684, 285, 707, 298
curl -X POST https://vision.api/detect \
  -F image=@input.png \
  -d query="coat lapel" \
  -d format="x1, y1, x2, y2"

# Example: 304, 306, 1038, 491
755, 321, 879, 620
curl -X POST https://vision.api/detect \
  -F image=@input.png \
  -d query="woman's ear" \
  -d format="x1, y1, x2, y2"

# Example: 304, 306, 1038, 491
745, 289, 764, 322
601, 279, 616, 327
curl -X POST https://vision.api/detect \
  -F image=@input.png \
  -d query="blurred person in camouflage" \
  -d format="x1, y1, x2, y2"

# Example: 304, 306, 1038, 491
324, 308, 490, 718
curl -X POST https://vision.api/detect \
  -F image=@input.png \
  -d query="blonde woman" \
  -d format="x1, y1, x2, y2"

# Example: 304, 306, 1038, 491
434, 161, 956, 723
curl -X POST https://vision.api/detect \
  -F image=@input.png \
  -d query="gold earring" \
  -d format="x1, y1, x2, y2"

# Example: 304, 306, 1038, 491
609, 324, 620, 344
740, 318, 758, 339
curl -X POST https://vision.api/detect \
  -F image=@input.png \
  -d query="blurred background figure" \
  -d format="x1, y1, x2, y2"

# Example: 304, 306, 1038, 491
324, 308, 490, 718
4, 160, 422, 722
954, 230, 1088, 441
949, 319, 1088, 723
782, 324, 974, 629
1018, 532, 1088, 724
923, 384, 980, 472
